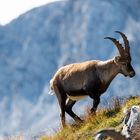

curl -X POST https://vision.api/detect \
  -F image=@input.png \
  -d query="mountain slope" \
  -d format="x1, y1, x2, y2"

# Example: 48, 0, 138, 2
42, 96, 140, 140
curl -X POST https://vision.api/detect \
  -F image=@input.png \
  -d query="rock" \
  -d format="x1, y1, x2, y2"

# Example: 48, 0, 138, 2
121, 105, 140, 139
94, 105, 140, 140
94, 129, 127, 140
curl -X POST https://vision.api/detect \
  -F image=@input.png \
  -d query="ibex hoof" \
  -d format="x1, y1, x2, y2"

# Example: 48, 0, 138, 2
74, 116, 84, 123
62, 123, 67, 128
90, 109, 96, 116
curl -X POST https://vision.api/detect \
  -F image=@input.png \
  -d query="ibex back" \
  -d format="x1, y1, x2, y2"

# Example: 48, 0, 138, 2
50, 31, 135, 127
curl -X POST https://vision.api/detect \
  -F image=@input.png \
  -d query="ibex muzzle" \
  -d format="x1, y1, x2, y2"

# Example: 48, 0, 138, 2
50, 31, 135, 127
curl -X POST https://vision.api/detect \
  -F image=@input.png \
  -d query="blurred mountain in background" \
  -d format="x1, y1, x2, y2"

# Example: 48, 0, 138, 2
0, 0, 140, 136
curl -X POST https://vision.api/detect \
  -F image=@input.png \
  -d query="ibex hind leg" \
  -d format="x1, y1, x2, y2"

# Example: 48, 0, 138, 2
53, 85, 67, 127
65, 98, 83, 123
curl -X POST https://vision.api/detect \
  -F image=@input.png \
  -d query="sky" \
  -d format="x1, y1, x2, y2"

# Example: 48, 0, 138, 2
0, 0, 62, 25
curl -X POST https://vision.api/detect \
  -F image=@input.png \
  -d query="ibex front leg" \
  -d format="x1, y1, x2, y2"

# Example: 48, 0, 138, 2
84, 85, 100, 114
90, 96, 100, 114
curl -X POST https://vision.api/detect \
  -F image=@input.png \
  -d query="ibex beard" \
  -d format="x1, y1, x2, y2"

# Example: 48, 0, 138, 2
50, 31, 135, 127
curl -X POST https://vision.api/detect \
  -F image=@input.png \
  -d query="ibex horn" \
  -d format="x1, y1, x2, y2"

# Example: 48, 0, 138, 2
115, 31, 130, 54
104, 37, 124, 56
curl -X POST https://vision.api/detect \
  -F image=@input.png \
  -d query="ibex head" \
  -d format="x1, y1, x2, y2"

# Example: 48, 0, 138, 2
105, 31, 135, 78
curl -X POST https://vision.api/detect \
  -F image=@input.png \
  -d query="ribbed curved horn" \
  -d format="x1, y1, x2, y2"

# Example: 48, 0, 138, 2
104, 37, 124, 56
115, 31, 130, 53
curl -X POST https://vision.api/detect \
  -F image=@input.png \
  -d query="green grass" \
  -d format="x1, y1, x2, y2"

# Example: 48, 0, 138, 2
41, 96, 140, 140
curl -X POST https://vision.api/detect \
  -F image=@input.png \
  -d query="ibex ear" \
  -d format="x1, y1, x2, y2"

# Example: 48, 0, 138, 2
114, 56, 120, 63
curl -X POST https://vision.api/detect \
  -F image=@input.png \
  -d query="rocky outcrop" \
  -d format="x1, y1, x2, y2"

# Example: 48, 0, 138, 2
95, 129, 128, 140
94, 105, 140, 140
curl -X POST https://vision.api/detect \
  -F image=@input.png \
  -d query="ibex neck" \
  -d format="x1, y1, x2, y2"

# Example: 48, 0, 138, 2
97, 58, 120, 84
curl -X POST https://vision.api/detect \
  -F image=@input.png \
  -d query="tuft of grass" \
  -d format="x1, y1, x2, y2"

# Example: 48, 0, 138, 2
41, 96, 140, 140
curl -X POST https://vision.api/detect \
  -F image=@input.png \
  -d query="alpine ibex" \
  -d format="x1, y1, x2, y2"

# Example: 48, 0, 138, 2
49, 31, 135, 127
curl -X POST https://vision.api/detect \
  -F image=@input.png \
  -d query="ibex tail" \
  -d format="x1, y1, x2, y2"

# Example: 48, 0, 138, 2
48, 79, 54, 95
